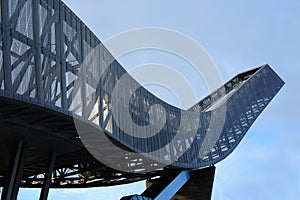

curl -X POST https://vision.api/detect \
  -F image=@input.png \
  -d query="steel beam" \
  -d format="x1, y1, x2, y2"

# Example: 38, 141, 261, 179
143, 170, 190, 200
32, 0, 43, 103
1, 141, 25, 200
39, 152, 56, 200
79, 23, 87, 117
121, 170, 191, 200
54, 0, 67, 110
122, 166, 216, 200
1, 0, 12, 95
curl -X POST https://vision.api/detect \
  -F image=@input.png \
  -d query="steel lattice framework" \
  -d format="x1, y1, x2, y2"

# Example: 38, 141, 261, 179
0, 0, 284, 192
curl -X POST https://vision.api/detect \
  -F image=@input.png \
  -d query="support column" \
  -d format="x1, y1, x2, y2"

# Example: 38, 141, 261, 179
54, 0, 67, 110
122, 170, 191, 200
1, 141, 25, 200
1, 0, 13, 95
32, 0, 43, 103
39, 152, 56, 200
78, 22, 87, 118
121, 166, 216, 200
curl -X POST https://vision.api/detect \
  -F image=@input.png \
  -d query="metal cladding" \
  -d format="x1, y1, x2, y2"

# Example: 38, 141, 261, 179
0, 0, 284, 189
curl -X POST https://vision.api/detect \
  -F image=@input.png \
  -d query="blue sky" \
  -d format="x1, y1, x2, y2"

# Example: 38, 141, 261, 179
16, 0, 300, 199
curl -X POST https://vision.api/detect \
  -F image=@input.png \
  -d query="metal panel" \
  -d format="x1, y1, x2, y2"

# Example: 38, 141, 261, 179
39, 152, 56, 200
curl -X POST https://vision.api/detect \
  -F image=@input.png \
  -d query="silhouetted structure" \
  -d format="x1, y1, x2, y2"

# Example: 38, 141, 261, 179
0, 0, 284, 199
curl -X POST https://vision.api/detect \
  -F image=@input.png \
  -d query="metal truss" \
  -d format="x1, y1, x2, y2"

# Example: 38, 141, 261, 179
22, 156, 161, 189
0, 0, 284, 191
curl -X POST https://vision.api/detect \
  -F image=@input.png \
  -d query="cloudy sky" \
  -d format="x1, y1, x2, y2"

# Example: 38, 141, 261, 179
17, 0, 300, 199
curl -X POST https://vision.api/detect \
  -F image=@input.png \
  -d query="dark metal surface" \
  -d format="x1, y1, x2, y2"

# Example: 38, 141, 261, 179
0, 96, 160, 188
39, 152, 56, 200
172, 166, 215, 200
122, 166, 215, 200
1, 141, 25, 200
141, 170, 191, 199
0, 0, 284, 189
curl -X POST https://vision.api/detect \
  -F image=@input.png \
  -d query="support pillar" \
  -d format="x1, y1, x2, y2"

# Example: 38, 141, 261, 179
1, 141, 25, 200
121, 170, 191, 200
54, 0, 67, 110
39, 152, 56, 200
121, 166, 215, 200
1, 0, 13, 95
32, 0, 43, 103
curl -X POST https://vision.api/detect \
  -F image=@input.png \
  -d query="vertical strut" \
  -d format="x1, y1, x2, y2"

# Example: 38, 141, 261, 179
78, 22, 87, 117
1, 141, 25, 200
55, 0, 67, 110
32, 0, 43, 103
1, 0, 12, 95
39, 152, 56, 200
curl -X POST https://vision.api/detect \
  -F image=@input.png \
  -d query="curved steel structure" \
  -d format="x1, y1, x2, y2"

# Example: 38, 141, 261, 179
0, 0, 284, 194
